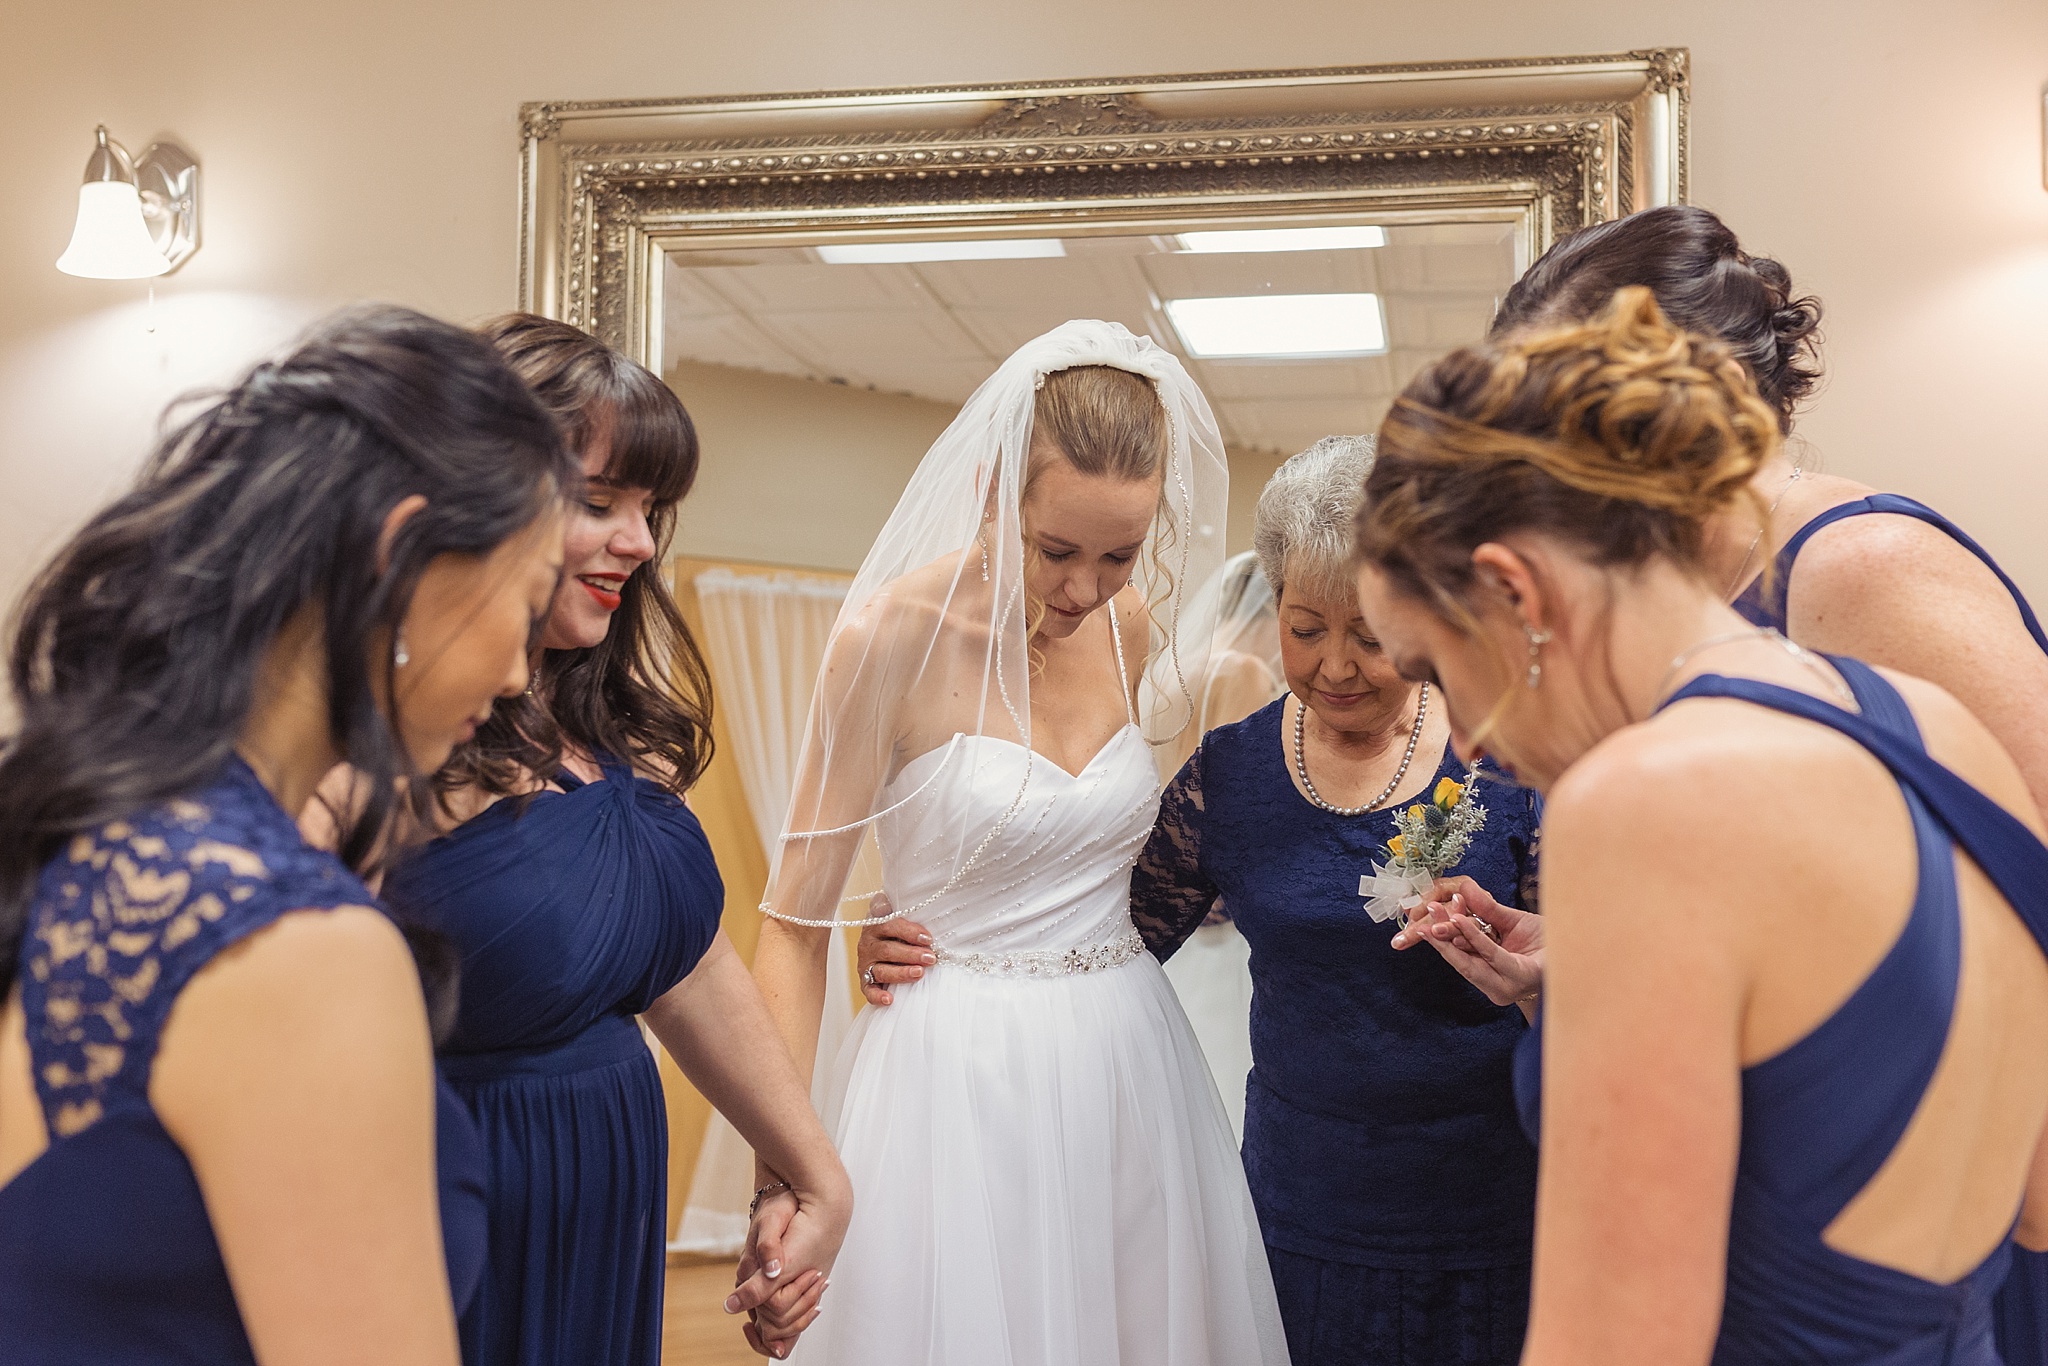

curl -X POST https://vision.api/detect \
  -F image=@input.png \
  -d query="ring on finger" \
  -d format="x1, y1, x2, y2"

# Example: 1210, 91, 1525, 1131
861, 966, 878, 988
1469, 914, 1499, 941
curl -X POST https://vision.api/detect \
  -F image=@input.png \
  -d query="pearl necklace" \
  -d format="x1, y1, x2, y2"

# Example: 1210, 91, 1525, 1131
1292, 684, 1430, 816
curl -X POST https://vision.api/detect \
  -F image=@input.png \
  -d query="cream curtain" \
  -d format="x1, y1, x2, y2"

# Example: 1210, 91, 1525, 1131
671, 568, 857, 1255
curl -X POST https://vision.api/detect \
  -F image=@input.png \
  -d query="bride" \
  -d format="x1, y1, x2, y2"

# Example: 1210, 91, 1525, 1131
749, 320, 1288, 1365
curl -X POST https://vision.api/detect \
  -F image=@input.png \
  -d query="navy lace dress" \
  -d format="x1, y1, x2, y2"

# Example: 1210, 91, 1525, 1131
1130, 698, 1543, 1366
1735, 494, 2048, 1365
383, 756, 723, 1366
0, 756, 488, 1364
1516, 659, 2048, 1363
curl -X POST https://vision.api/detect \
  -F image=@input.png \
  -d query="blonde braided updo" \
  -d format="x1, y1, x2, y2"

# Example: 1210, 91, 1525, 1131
1355, 287, 1779, 615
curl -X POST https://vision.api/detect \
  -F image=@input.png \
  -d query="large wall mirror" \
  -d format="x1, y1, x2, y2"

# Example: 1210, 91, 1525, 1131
521, 52, 1688, 568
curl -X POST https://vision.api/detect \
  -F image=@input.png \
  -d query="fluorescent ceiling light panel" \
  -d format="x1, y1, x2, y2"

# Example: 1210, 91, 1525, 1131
815, 239, 1066, 264
1165, 293, 1386, 358
1176, 226, 1387, 253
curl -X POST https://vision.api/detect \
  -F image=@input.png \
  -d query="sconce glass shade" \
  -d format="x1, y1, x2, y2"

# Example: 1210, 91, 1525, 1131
55, 125, 199, 279
57, 180, 174, 279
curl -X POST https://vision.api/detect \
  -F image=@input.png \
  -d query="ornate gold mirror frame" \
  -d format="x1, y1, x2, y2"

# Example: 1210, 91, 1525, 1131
519, 51, 1688, 367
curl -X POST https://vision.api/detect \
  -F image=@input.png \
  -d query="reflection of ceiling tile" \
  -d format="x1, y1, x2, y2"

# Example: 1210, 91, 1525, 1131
699, 262, 927, 313
1139, 249, 1379, 300
1189, 356, 1388, 401
661, 228, 1517, 446
914, 257, 1136, 311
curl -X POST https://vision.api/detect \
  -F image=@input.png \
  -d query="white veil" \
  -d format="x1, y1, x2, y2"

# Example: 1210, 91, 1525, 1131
761, 320, 1228, 927
1141, 550, 1285, 778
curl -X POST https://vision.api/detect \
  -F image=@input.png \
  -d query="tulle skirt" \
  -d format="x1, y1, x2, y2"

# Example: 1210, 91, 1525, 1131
797, 951, 1288, 1366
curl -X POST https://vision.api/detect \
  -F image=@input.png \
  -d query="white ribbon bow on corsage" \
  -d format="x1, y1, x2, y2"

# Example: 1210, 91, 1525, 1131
1360, 864, 1436, 924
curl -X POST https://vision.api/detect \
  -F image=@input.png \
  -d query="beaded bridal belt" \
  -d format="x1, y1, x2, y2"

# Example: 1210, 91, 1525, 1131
932, 926, 1148, 979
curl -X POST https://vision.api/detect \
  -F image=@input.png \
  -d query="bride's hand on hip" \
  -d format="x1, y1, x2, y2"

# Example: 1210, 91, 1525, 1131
856, 895, 934, 1006
1391, 876, 1544, 1010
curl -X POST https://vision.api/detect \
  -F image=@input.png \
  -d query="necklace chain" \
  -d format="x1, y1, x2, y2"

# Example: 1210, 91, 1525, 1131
1292, 684, 1429, 816
1725, 464, 1804, 599
1653, 626, 1856, 709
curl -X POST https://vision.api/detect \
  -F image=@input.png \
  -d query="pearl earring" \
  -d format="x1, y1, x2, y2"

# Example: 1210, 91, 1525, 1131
394, 634, 410, 669
1524, 625, 1553, 689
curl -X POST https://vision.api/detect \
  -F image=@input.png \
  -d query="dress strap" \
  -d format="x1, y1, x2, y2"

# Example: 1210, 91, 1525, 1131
1742, 495, 2048, 655
1662, 659, 2048, 957
1109, 608, 1136, 726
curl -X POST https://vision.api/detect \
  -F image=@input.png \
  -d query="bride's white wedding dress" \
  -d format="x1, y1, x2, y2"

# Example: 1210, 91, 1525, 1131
796, 703, 1288, 1365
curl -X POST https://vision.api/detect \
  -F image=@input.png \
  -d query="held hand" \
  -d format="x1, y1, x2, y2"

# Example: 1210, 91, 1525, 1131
729, 1179, 850, 1358
1391, 876, 1545, 1009
855, 894, 935, 1007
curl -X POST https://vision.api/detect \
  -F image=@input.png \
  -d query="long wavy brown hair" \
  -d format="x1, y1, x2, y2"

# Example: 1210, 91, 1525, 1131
441, 314, 714, 797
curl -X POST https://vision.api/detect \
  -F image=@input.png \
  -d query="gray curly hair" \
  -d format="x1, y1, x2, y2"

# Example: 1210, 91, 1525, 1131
1252, 434, 1377, 606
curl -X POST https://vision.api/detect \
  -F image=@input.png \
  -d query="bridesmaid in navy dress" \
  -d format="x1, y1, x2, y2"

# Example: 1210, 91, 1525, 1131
1355, 289, 2048, 1364
383, 316, 849, 1366
860, 438, 1545, 1365
0, 307, 574, 1364
1488, 205, 2048, 1365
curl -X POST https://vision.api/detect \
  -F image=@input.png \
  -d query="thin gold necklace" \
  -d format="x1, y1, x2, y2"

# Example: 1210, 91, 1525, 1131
1725, 465, 1804, 600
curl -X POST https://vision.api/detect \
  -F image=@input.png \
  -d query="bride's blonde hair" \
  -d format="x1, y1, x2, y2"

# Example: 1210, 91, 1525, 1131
1020, 365, 1175, 658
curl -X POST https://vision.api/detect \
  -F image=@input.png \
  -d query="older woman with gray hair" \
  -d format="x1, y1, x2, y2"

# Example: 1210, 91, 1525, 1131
858, 436, 1543, 1366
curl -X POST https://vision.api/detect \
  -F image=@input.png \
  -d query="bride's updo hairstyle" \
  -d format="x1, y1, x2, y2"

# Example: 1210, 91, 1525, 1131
1026, 363, 1170, 489
1355, 287, 1781, 628
1490, 205, 1823, 434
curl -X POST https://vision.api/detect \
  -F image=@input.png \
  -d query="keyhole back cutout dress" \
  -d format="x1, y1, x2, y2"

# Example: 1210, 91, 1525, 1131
1515, 658, 2048, 1365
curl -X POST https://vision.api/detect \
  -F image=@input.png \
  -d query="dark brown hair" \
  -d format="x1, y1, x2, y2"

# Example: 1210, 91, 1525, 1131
445, 314, 714, 796
0, 305, 574, 1025
1491, 205, 1823, 433
1357, 287, 1780, 619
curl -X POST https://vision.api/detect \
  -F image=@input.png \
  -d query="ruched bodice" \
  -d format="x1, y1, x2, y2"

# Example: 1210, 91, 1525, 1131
0, 757, 487, 1364
383, 757, 723, 1366
1515, 658, 2048, 1365
389, 759, 721, 1055
876, 725, 1159, 960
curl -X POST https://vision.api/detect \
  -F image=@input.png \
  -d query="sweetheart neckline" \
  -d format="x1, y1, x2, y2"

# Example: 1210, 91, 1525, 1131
890, 722, 1145, 793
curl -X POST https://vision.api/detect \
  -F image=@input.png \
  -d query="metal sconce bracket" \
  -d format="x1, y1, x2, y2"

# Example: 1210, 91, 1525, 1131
136, 140, 200, 271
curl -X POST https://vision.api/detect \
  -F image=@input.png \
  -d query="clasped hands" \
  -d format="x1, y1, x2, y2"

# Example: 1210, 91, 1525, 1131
725, 1175, 838, 1359
1390, 875, 1544, 1015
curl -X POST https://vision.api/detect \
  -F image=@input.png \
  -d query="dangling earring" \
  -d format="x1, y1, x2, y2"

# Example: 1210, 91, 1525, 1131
1524, 624, 1552, 689
394, 633, 410, 669
978, 530, 990, 582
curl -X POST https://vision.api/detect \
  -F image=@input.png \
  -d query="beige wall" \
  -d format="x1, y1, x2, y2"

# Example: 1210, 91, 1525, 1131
5, 0, 2047, 621
665, 360, 955, 571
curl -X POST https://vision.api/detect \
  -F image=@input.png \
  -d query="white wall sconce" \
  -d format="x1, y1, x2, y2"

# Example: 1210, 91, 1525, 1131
56, 125, 200, 279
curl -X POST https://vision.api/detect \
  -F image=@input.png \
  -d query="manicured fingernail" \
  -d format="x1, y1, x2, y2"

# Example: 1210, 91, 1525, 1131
724, 1295, 741, 1314
919, 953, 936, 965
917, 933, 932, 945
766, 1260, 781, 1278
909, 966, 923, 978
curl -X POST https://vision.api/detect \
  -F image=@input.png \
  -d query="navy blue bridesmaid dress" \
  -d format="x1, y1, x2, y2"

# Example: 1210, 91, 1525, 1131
0, 756, 488, 1364
1516, 659, 2048, 1364
384, 755, 723, 1366
1734, 493, 2048, 1365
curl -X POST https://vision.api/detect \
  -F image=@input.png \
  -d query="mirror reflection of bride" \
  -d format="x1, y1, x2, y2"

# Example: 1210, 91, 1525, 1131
749, 320, 1289, 1364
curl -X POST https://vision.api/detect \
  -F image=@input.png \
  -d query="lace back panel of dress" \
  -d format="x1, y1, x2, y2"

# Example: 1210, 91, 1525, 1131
25, 800, 269, 1139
